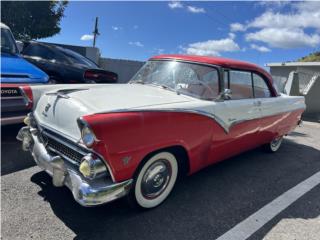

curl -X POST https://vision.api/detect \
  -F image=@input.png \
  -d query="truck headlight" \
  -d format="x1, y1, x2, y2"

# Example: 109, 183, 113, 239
79, 154, 107, 179
81, 126, 96, 147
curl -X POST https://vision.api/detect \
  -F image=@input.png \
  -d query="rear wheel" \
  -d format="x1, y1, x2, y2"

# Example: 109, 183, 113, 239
263, 136, 283, 153
128, 151, 178, 209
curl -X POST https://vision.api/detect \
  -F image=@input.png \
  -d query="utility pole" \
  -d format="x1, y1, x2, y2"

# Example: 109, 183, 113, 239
92, 17, 100, 47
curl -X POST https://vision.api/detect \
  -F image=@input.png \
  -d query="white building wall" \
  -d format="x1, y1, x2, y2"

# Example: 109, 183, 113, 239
99, 58, 144, 83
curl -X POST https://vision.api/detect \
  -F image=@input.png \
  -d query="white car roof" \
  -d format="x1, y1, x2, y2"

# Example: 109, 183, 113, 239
0, 22, 10, 30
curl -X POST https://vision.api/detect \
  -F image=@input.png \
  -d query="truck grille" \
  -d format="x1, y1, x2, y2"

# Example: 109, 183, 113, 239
1, 87, 23, 98
40, 128, 88, 165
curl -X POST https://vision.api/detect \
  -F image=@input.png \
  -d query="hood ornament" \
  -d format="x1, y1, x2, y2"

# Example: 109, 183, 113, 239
46, 88, 89, 99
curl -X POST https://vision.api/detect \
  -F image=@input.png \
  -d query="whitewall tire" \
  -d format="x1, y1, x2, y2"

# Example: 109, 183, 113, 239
264, 136, 283, 152
130, 152, 178, 209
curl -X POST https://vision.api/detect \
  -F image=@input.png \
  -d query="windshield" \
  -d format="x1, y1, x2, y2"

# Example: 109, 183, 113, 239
58, 47, 98, 68
131, 60, 220, 100
1, 28, 18, 54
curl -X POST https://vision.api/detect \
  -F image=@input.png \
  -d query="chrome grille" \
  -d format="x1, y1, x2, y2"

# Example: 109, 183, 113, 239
40, 129, 88, 165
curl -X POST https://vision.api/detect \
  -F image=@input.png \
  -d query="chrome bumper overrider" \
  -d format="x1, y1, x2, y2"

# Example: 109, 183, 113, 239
17, 126, 133, 207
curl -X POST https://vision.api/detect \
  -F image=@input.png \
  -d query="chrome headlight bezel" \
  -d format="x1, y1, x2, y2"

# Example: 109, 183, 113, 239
81, 126, 96, 147
78, 118, 97, 148
79, 153, 107, 179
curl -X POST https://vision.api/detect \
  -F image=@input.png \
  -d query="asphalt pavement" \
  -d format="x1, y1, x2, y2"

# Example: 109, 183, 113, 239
1, 122, 320, 240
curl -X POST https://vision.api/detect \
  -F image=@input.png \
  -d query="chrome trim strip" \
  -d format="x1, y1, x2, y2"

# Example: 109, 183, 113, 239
1, 96, 26, 100
1, 115, 26, 125
97, 108, 230, 133
96, 106, 305, 134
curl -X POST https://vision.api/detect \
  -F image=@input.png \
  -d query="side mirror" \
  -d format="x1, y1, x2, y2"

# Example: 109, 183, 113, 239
220, 88, 232, 100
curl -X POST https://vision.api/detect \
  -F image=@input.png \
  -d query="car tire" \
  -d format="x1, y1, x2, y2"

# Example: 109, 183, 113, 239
128, 151, 178, 209
263, 136, 284, 153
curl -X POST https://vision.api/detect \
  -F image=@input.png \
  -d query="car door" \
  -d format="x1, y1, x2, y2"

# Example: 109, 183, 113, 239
251, 73, 286, 142
209, 69, 262, 162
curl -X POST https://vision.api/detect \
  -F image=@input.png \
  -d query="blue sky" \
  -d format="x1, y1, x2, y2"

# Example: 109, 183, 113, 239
42, 1, 320, 67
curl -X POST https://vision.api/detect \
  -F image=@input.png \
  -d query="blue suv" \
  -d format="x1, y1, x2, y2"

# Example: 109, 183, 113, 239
1, 22, 49, 125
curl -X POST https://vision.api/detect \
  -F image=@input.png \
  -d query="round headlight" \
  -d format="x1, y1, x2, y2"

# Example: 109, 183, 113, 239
81, 126, 95, 147
79, 154, 107, 179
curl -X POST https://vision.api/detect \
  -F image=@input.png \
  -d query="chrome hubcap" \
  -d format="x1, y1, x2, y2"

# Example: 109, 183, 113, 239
141, 159, 171, 199
271, 137, 282, 150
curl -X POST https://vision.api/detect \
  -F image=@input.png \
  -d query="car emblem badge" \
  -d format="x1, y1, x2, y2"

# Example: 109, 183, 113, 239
45, 103, 51, 112
42, 103, 51, 117
122, 156, 132, 165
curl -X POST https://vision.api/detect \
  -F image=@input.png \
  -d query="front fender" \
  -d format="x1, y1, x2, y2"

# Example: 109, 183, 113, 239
84, 111, 219, 182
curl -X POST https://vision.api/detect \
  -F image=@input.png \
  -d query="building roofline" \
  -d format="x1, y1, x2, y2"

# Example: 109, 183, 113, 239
266, 62, 320, 67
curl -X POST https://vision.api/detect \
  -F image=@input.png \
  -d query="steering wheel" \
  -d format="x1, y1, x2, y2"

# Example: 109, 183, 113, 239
187, 80, 216, 99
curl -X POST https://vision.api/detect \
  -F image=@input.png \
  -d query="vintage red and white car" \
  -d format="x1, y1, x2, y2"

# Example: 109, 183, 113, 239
17, 55, 305, 208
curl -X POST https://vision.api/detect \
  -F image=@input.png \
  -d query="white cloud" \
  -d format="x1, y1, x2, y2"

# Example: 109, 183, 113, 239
246, 28, 320, 48
80, 34, 94, 41
112, 26, 122, 31
187, 6, 206, 13
230, 23, 247, 32
129, 41, 144, 47
228, 32, 236, 40
230, 1, 320, 50
168, 1, 183, 9
250, 44, 271, 52
256, 1, 290, 9
184, 36, 240, 56
248, 10, 320, 30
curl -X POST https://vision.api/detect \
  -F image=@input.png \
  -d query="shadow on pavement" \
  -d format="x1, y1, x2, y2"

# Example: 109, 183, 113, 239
30, 138, 320, 240
1, 124, 35, 176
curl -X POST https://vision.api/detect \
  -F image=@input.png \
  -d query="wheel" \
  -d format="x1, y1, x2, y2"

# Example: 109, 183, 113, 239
128, 151, 178, 209
263, 136, 283, 153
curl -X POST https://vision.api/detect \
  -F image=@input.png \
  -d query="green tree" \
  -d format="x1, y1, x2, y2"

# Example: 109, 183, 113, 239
1, 1, 68, 40
297, 52, 320, 62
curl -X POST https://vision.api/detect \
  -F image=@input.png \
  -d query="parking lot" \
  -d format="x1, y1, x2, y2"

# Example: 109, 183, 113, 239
1, 122, 320, 240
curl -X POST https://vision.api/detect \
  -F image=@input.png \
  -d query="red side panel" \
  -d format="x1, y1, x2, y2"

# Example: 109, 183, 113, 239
84, 109, 303, 182
84, 112, 219, 182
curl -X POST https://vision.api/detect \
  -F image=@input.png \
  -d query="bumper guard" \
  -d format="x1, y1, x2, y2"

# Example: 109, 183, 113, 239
17, 126, 132, 206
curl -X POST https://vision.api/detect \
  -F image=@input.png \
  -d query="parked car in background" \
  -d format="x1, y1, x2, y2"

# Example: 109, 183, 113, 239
17, 55, 305, 209
0, 22, 48, 125
21, 41, 118, 84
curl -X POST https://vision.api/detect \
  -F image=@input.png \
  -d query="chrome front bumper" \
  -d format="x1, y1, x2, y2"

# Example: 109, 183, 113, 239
17, 126, 133, 207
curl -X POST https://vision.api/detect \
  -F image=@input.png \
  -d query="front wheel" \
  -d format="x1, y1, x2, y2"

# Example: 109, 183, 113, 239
263, 136, 284, 153
128, 152, 178, 209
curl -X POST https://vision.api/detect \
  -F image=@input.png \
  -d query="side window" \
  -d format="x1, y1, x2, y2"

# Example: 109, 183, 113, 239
224, 70, 229, 89
23, 45, 54, 60
229, 70, 253, 99
253, 74, 272, 98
